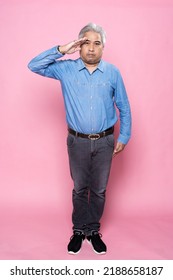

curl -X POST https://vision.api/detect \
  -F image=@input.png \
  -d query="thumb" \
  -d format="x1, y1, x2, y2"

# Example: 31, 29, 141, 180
113, 142, 125, 156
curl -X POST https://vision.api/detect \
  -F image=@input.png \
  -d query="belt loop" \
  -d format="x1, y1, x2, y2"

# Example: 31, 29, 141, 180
75, 131, 78, 137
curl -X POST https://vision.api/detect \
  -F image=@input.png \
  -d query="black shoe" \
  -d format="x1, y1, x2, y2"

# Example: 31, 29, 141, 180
67, 231, 85, 254
87, 231, 107, 254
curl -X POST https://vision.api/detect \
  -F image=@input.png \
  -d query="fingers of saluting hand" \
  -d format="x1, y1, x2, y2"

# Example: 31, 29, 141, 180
72, 37, 87, 48
66, 37, 87, 54
73, 37, 87, 45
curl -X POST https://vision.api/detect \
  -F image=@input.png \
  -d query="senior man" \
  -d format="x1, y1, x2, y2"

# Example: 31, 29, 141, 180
28, 23, 132, 255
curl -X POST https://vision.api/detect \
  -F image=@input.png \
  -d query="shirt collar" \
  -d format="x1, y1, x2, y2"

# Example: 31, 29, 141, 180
77, 58, 104, 73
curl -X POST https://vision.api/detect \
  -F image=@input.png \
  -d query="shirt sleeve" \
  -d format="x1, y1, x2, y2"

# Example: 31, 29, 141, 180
114, 70, 132, 144
27, 46, 65, 79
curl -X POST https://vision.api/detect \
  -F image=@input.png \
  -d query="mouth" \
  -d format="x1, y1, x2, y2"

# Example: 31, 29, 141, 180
87, 53, 95, 57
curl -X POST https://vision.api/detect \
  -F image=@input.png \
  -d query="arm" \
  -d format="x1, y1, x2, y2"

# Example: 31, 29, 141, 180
28, 38, 87, 79
113, 71, 132, 156
28, 46, 64, 78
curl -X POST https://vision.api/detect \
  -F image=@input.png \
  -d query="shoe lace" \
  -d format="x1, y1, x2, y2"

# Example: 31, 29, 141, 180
70, 230, 84, 240
91, 231, 102, 237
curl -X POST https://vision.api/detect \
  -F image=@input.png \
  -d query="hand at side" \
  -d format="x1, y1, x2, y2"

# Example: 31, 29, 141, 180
113, 142, 125, 157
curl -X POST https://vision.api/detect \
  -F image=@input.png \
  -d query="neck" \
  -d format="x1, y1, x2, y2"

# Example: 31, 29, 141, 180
84, 62, 99, 73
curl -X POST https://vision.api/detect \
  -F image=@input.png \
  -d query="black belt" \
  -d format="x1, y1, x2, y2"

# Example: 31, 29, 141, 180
68, 126, 114, 140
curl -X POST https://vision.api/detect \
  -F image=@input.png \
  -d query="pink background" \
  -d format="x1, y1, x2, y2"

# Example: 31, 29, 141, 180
0, 0, 173, 259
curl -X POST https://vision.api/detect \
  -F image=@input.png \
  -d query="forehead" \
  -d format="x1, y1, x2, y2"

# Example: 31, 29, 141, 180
83, 31, 102, 42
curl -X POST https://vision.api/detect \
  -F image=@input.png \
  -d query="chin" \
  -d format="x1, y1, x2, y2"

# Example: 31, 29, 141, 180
86, 58, 99, 64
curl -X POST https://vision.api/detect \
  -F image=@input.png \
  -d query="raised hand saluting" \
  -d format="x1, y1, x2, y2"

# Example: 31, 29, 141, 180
58, 37, 87, 54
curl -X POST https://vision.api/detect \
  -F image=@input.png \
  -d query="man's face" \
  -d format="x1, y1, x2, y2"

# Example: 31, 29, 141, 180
80, 31, 104, 65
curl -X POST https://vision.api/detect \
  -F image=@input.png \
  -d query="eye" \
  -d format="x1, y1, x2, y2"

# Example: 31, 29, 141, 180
95, 41, 101, 46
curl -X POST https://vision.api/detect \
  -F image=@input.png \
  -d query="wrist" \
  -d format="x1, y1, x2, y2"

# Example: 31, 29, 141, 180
57, 46, 65, 55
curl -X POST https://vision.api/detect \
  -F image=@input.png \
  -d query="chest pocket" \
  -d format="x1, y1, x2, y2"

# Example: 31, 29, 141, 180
93, 82, 114, 100
75, 80, 89, 97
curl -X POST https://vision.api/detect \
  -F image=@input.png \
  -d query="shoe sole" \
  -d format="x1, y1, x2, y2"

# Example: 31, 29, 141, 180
87, 239, 106, 255
68, 249, 81, 255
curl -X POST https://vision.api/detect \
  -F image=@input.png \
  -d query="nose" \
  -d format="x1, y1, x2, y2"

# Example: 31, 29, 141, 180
89, 43, 94, 51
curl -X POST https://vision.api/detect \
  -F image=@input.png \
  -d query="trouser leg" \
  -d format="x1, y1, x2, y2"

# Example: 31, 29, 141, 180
67, 134, 91, 232
67, 134, 114, 234
87, 135, 114, 235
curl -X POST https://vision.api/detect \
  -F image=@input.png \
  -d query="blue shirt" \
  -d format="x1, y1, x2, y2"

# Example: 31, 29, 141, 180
28, 46, 131, 144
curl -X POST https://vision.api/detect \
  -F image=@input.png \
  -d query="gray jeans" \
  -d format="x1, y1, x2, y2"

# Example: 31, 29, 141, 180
67, 133, 114, 235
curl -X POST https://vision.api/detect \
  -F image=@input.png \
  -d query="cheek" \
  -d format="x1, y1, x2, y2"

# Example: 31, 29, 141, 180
80, 45, 87, 52
97, 49, 103, 57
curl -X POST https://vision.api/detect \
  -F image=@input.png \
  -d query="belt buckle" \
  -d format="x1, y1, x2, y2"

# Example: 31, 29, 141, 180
88, 133, 100, 140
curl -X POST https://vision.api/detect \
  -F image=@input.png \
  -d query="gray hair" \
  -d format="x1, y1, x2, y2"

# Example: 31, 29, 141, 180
78, 23, 106, 46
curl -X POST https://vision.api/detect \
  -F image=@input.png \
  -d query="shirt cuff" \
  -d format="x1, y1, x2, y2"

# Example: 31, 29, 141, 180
117, 134, 131, 145
56, 46, 65, 56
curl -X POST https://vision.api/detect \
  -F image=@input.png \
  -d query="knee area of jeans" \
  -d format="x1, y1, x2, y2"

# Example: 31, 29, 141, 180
73, 188, 88, 195
90, 189, 106, 197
